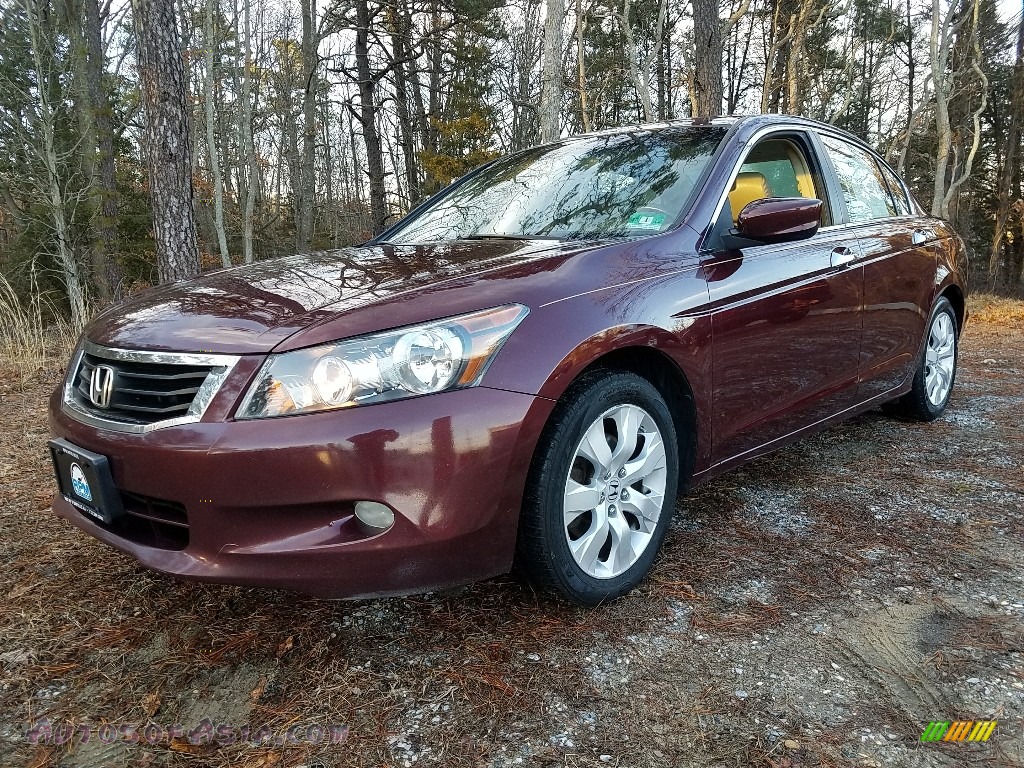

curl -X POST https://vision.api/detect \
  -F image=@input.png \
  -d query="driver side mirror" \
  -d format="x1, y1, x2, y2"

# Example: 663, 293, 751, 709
721, 197, 822, 250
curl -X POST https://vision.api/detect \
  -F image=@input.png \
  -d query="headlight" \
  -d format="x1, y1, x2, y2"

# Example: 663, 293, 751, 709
236, 304, 529, 418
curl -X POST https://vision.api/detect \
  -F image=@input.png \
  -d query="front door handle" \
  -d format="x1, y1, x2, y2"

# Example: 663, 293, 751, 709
912, 229, 929, 246
830, 246, 857, 268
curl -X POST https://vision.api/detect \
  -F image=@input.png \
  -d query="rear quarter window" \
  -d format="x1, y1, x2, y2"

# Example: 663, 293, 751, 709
877, 162, 913, 217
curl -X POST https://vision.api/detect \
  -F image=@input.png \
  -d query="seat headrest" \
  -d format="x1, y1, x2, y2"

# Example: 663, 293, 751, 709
728, 172, 772, 225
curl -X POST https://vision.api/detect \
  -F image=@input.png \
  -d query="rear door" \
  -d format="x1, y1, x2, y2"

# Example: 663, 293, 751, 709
813, 132, 937, 400
702, 130, 864, 464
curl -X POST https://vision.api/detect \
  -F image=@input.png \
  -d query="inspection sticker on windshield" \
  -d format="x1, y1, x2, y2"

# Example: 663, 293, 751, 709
626, 212, 667, 230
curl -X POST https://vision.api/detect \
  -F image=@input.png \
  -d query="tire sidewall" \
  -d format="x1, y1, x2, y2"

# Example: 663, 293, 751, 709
533, 372, 679, 604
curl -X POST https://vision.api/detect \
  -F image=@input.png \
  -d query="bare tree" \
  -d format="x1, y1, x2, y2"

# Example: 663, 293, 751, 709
203, 0, 230, 267
296, 0, 318, 250
620, 0, 667, 122
988, 0, 1024, 285
929, 0, 988, 218
238, 0, 258, 263
23, 0, 87, 327
540, 0, 565, 141
692, 0, 750, 116
132, 0, 200, 283
67, 0, 124, 302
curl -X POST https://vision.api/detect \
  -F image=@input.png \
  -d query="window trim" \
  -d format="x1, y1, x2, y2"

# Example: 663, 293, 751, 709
699, 126, 838, 253
874, 157, 913, 218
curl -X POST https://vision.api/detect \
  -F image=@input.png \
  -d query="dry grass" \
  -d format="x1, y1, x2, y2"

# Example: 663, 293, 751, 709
0, 273, 77, 383
968, 292, 1024, 327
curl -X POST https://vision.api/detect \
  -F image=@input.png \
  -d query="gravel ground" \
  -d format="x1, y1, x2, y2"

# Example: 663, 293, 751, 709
0, 297, 1021, 768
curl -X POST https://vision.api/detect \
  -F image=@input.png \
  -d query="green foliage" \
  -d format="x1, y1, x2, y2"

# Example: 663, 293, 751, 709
419, 19, 501, 191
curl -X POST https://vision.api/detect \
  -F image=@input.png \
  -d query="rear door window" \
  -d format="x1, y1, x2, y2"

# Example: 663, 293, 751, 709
818, 134, 896, 222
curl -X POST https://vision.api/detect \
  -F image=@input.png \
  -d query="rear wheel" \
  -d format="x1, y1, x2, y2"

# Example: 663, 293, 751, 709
516, 370, 679, 605
884, 296, 958, 421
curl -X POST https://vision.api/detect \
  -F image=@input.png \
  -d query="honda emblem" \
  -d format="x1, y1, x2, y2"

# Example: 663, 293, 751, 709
89, 365, 115, 409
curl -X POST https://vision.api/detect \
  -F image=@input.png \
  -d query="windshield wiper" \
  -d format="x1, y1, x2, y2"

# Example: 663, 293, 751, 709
463, 233, 561, 241
562, 232, 632, 241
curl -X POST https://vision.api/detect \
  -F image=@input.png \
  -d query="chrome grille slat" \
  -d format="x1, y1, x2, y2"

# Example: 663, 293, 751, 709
117, 385, 202, 397
62, 342, 241, 434
112, 402, 192, 415
115, 370, 210, 381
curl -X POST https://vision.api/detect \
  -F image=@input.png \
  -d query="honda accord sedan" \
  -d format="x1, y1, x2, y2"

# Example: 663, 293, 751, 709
48, 115, 967, 605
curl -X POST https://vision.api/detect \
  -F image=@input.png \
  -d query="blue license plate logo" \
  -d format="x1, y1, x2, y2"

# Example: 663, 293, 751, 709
70, 462, 93, 502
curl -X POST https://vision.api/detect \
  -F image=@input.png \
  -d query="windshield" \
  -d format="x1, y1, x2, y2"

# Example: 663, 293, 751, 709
386, 127, 727, 244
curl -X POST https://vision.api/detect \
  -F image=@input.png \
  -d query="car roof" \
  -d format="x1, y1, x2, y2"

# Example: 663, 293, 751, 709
556, 114, 873, 153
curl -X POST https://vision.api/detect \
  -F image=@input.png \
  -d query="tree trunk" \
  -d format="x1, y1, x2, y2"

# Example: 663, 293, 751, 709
354, 0, 388, 234
132, 0, 200, 283
297, 0, 318, 250
576, 0, 591, 131
239, 0, 257, 263
389, 1, 420, 207
621, 0, 662, 122
692, 0, 724, 116
930, 0, 987, 219
204, 0, 230, 267
539, 0, 565, 142
25, 0, 88, 327
988, 8, 1024, 286
68, 0, 124, 302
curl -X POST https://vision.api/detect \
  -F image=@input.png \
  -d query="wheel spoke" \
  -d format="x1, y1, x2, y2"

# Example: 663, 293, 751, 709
622, 433, 666, 486
621, 492, 663, 532
569, 515, 609, 572
608, 406, 642, 471
606, 513, 635, 575
578, 419, 613, 473
564, 478, 602, 516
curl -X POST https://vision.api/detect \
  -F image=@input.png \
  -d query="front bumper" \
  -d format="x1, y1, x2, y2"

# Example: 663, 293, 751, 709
49, 385, 554, 598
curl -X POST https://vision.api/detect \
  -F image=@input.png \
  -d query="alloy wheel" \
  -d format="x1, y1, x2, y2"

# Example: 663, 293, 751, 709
562, 404, 668, 579
924, 312, 956, 407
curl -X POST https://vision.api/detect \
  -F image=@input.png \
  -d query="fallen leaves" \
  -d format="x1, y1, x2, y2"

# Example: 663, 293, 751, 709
275, 635, 294, 659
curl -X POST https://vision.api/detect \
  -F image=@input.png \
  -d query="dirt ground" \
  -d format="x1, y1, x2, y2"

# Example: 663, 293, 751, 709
1, 297, 1022, 768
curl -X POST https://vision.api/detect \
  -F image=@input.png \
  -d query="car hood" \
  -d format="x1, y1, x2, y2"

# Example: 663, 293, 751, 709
85, 239, 596, 354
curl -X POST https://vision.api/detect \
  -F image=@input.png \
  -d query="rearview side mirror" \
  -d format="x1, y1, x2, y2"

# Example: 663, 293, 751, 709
721, 197, 823, 250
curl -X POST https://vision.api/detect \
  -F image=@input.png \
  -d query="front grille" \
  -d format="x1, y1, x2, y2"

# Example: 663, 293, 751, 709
74, 353, 212, 425
63, 343, 239, 432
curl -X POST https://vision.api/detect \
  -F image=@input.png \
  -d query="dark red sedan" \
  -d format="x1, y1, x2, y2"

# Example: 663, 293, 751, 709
49, 115, 967, 605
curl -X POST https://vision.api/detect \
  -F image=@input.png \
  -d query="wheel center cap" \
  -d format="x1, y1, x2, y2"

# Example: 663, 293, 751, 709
606, 478, 620, 501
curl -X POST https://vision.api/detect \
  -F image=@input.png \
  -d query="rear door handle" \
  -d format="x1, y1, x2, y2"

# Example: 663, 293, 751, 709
830, 246, 857, 268
912, 229, 929, 246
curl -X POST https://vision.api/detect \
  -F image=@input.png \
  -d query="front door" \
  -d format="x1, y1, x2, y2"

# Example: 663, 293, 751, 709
702, 132, 864, 465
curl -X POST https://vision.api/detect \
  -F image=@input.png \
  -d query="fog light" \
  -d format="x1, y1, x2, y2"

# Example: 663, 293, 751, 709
354, 501, 394, 529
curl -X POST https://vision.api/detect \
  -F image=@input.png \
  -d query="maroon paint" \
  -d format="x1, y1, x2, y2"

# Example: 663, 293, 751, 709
736, 197, 823, 242
48, 115, 968, 598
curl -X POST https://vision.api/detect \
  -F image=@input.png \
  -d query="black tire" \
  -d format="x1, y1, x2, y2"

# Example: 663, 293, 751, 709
884, 296, 958, 422
515, 370, 680, 606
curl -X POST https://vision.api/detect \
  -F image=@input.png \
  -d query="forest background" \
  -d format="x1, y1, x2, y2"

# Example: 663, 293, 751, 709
1, 0, 1022, 338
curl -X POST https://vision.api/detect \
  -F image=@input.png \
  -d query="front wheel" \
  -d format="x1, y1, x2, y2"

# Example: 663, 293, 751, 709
515, 370, 680, 605
885, 296, 959, 421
